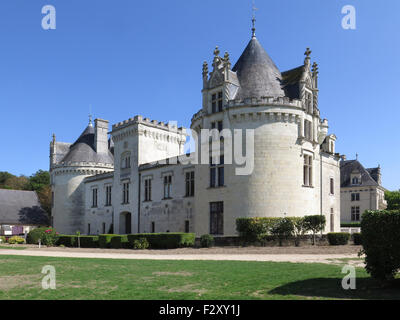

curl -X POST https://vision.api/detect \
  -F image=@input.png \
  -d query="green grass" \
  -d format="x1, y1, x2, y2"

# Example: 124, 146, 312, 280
0, 246, 27, 250
0, 255, 400, 300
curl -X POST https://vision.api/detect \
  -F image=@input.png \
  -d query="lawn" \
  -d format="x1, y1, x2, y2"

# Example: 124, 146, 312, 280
0, 255, 399, 300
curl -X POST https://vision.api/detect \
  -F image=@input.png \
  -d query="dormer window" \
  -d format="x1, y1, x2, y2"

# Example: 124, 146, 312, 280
212, 91, 223, 113
352, 177, 360, 185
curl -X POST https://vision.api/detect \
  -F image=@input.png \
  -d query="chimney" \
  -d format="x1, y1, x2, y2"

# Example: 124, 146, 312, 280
95, 119, 109, 154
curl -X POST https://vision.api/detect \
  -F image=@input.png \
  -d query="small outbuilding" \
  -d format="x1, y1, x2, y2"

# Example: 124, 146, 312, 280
0, 189, 49, 237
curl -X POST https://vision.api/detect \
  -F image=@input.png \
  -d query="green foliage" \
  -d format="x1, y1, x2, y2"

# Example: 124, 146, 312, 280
384, 191, 400, 210
0, 236, 5, 243
236, 218, 282, 242
341, 223, 361, 228
26, 227, 48, 244
353, 233, 362, 245
57, 235, 76, 247
303, 215, 326, 245
289, 217, 308, 246
28, 170, 50, 192
42, 227, 58, 246
99, 234, 119, 248
327, 233, 350, 246
79, 236, 99, 248
8, 236, 25, 244
361, 210, 400, 280
110, 235, 129, 249
200, 234, 215, 248
132, 238, 149, 250
128, 233, 195, 249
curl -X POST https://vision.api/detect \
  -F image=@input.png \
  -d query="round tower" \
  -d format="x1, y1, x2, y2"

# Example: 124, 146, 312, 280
192, 33, 338, 236
50, 118, 114, 234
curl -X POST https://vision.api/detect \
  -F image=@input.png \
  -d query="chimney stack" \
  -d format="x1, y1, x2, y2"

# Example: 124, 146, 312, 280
95, 119, 109, 154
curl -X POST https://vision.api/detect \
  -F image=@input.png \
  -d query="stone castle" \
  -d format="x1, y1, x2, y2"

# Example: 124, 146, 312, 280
50, 28, 342, 236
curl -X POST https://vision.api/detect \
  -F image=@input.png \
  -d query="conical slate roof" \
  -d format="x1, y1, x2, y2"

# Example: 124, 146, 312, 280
232, 37, 285, 99
61, 124, 114, 165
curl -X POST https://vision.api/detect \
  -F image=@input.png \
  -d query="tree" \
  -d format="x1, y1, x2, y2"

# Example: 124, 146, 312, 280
37, 185, 52, 217
29, 170, 50, 192
385, 190, 400, 211
289, 217, 308, 247
303, 215, 326, 245
3, 175, 30, 190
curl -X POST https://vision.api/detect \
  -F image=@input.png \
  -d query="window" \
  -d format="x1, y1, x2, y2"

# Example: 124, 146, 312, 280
51, 192, 54, 208
151, 222, 155, 233
105, 186, 112, 206
351, 206, 360, 221
122, 182, 130, 204
210, 202, 224, 235
211, 120, 223, 132
121, 154, 131, 169
211, 91, 223, 113
144, 179, 152, 201
305, 92, 313, 113
185, 220, 190, 233
88, 223, 91, 235
352, 177, 360, 185
102, 222, 106, 234
351, 193, 360, 202
163, 175, 172, 199
210, 156, 224, 188
185, 172, 195, 197
303, 155, 313, 187
92, 188, 98, 208
304, 120, 312, 141
330, 178, 334, 195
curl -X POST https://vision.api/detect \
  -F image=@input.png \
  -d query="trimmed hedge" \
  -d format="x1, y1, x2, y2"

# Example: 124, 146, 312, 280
128, 233, 195, 249
236, 218, 282, 242
110, 235, 129, 249
200, 234, 215, 248
361, 210, 400, 280
352, 233, 362, 245
327, 233, 350, 246
341, 223, 361, 228
8, 236, 25, 244
79, 236, 99, 248
99, 234, 120, 248
57, 235, 76, 247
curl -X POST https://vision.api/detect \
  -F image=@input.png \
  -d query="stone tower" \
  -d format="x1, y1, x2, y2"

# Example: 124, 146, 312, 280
191, 32, 341, 236
50, 118, 114, 234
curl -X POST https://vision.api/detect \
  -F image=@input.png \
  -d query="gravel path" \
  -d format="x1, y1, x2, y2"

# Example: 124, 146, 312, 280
0, 245, 364, 265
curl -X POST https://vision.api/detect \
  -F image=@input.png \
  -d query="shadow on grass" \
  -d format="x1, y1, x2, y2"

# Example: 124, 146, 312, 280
269, 277, 400, 300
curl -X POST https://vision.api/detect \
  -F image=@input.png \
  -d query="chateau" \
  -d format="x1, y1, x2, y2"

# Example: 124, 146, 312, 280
50, 28, 342, 236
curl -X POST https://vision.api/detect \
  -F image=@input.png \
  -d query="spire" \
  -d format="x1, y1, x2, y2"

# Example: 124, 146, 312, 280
89, 114, 93, 127
252, 1, 258, 38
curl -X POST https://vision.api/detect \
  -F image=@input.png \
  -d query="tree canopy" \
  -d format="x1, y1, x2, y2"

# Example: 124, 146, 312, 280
385, 190, 400, 211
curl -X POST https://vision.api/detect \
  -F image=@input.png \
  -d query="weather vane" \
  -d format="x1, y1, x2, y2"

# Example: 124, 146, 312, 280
252, 0, 258, 38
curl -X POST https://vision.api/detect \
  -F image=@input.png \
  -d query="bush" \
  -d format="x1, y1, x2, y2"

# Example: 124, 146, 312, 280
42, 227, 58, 246
353, 233, 362, 245
289, 217, 308, 246
341, 223, 361, 228
0, 236, 6, 243
128, 233, 195, 249
26, 227, 47, 244
200, 234, 214, 248
57, 235, 76, 247
79, 236, 99, 248
110, 235, 129, 249
327, 233, 350, 246
133, 238, 149, 250
303, 215, 326, 245
271, 218, 295, 245
236, 218, 282, 243
99, 234, 119, 248
8, 236, 25, 244
361, 210, 400, 280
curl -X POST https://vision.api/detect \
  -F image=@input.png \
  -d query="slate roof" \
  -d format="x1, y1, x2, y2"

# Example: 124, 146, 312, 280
340, 160, 380, 188
232, 37, 285, 99
281, 66, 304, 99
0, 189, 49, 225
61, 124, 114, 164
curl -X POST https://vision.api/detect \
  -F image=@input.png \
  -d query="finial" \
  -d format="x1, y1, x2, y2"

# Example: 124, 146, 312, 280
89, 114, 93, 127
202, 61, 208, 75
214, 46, 220, 57
52, 133, 56, 143
356, 153, 358, 161
305, 48, 312, 59
312, 62, 319, 74
252, 1, 258, 38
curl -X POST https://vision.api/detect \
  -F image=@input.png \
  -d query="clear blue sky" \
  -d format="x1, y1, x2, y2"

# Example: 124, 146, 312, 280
0, 0, 399, 190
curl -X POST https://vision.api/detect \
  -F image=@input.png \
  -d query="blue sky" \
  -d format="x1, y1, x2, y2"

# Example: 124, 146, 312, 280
0, 0, 399, 190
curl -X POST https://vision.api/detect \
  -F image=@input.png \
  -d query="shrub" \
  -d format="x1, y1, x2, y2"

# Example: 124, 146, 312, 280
200, 234, 214, 248
26, 227, 47, 244
8, 236, 25, 244
99, 234, 119, 248
341, 223, 361, 228
128, 233, 195, 249
327, 233, 350, 246
353, 233, 362, 245
0, 236, 6, 243
271, 218, 294, 245
303, 215, 326, 245
132, 238, 149, 250
361, 210, 400, 280
289, 217, 307, 246
57, 235, 76, 247
236, 218, 281, 243
110, 235, 129, 249
42, 227, 58, 246
79, 236, 99, 248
